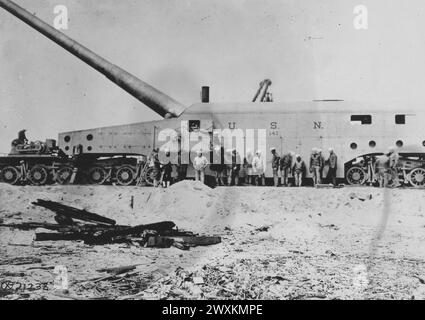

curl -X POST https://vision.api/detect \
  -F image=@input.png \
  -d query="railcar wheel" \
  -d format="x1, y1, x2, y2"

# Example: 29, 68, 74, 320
28, 165, 49, 186
56, 166, 74, 185
115, 166, 135, 186
1, 166, 20, 185
409, 168, 425, 188
88, 166, 108, 185
346, 166, 367, 185
144, 167, 155, 186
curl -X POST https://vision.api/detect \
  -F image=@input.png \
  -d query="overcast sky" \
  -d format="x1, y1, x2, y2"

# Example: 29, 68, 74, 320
1, 0, 425, 153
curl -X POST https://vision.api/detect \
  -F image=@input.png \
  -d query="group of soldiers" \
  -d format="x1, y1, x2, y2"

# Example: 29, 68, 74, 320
270, 147, 338, 187
149, 148, 174, 188
148, 146, 339, 188
372, 147, 401, 187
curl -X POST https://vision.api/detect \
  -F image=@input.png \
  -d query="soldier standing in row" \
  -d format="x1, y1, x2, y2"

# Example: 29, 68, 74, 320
327, 148, 338, 186
228, 148, 241, 186
271, 148, 280, 187
318, 149, 325, 181
280, 151, 294, 187
244, 149, 254, 185
193, 150, 209, 184
160, 149, 173, 188
310, 148, 322, 187
292, 154, 306, 187
210, 146, 226, 186
149, 148, 161, 188
252, 150, 266, 186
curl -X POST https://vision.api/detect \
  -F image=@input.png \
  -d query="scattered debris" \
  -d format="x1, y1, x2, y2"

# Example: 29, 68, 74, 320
0, 257, 42, 266
26, 266, 55, 270
319, 224, 340, 231
263, 275, 290, 283
316, 184, 335, 189
413, 275, 425, 284
4, 199, 221, 250
349, 193, 372, 201
1, 182, 424, 300
193, 277, 204, 285
289, 250, 304, 255
97, 265, 139, 275
33, 199, 116, 225
172, 242, 190, 250
325, 250, 337, 257
0, 271, 26, 277
316, 184, 344, 189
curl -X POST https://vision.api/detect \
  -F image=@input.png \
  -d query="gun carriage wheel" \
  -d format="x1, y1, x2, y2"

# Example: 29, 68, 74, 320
55, 166, 74, 185
1, 166, 20, 185
115, 166, 135, 186
88, 166, 108, 185
408, 168, 425, 188
28, 165, 49, 186
144, 166, 155, 186
346, 166, 367, 185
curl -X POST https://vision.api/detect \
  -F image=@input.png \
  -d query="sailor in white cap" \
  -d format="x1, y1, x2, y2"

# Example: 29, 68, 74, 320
192, 149, 208, 184
252, 150, 266, 186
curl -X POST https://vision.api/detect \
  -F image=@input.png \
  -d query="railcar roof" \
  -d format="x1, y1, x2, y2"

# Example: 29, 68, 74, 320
183, 101, 423, 115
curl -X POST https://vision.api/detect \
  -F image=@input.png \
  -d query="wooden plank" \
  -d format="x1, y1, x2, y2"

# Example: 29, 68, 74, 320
35, 232, 87, 242
145, 236, 174, 248
97, 265, 139, 274
0, 257, 42, 265
32, 199, 116, 225
172, 241, 190, 250
0, 222, 64, 231
89, 221, 176, 244
161, 236, 221, 246
34, 221, 176, 245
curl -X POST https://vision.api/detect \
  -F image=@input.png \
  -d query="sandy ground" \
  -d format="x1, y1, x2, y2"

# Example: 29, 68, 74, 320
1, 181, 425, 300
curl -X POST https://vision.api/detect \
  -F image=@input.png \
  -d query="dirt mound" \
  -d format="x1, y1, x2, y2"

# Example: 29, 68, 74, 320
142, 180, 217, 232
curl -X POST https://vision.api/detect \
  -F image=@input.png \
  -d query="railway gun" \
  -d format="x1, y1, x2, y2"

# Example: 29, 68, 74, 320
1, 0, 425, 188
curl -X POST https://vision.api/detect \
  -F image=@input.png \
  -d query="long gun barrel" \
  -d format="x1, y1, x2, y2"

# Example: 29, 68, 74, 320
0, 0, 186, 118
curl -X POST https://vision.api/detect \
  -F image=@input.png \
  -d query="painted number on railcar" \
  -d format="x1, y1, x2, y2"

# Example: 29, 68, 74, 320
269, 122, 279, 136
